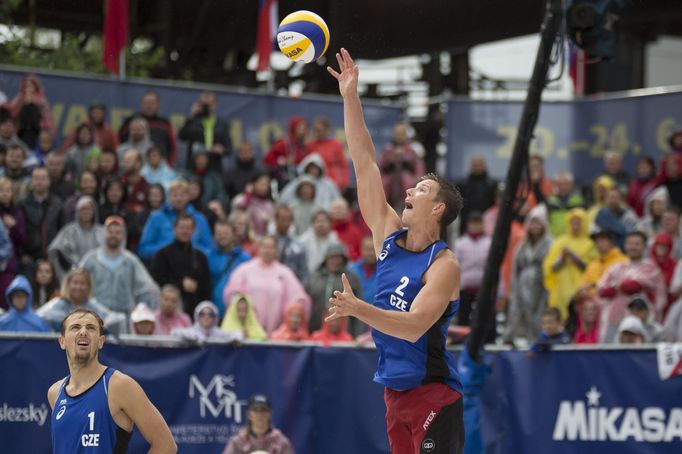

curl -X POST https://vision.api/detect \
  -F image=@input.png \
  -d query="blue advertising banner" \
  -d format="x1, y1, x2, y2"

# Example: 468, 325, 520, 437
446, 90, 682, 182
481, 349, 682, 454
0, 67, 401, 166
1, 338, 681, 454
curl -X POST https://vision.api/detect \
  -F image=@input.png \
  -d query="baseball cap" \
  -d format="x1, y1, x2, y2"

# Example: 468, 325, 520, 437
248, 394, 271, 411
130, 303, 155, 324
617, 315, 646, 337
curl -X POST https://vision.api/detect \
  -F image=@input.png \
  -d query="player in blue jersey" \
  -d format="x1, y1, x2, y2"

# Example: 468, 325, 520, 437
47, 308, 177, 453
327, 49, 465, 454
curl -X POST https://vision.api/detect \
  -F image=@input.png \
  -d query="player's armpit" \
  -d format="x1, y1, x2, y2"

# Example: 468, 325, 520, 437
109, 373, 177, 454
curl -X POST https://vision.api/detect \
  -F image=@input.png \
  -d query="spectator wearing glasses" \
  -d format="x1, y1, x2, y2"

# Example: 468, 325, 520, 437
171, 301, 241, 342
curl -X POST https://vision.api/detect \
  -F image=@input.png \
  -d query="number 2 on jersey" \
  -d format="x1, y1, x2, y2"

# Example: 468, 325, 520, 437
395, 276, 409, 296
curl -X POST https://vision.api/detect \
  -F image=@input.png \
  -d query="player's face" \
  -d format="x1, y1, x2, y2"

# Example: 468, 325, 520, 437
59, 313, 104, 365
402, 179, 442, 226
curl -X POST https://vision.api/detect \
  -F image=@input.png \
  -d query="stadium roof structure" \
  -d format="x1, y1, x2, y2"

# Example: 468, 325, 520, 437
10, 0, 682, 87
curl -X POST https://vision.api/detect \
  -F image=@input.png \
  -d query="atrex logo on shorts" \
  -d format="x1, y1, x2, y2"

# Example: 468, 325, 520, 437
422, 438, 436, 452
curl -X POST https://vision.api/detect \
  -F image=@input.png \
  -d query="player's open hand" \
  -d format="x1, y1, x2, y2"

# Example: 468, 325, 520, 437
326, 48, 359, 99
326, 273, 359, 321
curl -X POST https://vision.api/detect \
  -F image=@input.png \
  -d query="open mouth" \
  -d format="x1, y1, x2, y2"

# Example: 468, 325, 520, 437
76, 339, 90, 347
404, 201, 413, 209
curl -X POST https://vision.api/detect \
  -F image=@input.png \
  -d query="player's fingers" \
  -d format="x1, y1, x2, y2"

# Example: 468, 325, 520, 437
326, 66, 340, 79
336, 52, 345, 71
341, 273, 353, 293
342, 48, 355, 67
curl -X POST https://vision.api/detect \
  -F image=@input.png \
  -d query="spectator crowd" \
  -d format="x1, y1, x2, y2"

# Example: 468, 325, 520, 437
1, 73, 682, 350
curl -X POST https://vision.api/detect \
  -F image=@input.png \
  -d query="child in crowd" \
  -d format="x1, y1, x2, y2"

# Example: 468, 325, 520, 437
530, 307, 572, 353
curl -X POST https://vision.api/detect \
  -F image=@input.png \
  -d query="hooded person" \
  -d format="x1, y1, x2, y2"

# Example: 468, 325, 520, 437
504, 204, 553, 343
171, 301, 242, 343
220, 293, 267, 340
279, 153, 341, 209
637, 186, 669, 238
304, 242, 363, 334
287, 174, 324, 235
543, 208, 597, 320
47, 195, 105, 282
271, 302, 310, 341
650, 233, 677, 316
0, 275, 49, 332
263, 116, 310, 187
310, 316, 353, 345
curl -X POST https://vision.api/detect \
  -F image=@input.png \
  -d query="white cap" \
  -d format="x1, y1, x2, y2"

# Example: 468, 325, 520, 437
130, 303, 155, 324
617, 315, 646, 337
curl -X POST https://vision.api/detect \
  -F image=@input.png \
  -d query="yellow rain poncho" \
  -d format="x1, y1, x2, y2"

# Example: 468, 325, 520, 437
543, 208, 597, 320
220, 293, 268, 340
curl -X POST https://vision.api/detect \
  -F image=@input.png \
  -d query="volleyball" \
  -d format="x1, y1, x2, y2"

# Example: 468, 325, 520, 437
277, 10, 330, 63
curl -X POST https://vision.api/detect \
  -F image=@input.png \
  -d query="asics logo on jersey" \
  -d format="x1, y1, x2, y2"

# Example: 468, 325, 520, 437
55, 406, 66, 420
379, 244, 390, 261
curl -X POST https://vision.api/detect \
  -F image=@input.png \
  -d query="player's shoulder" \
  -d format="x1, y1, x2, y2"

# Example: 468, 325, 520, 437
47, 378, 66, 408
108, 370, 138, 392
429, 248, 460, 275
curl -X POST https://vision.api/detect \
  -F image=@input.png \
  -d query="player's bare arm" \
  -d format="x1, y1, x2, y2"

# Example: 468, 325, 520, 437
47, 379, 65, 410
328, 251, 460, 342
327, 48, 402, 253
108, 371, 177, 454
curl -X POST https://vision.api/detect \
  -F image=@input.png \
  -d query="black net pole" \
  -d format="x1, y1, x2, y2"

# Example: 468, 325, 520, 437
466, 0, 563, 361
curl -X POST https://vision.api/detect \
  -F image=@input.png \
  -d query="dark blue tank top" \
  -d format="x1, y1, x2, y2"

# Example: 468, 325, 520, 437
371, 229, 462, 392
51, 368, 131, 454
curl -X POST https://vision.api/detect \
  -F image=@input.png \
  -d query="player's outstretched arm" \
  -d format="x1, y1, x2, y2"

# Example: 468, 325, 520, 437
110, 373, 177, 454
327, 49, 402, 250
328, 255, 460, 342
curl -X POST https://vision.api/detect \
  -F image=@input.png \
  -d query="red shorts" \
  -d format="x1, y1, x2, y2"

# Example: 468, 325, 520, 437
384, 382, 464, 454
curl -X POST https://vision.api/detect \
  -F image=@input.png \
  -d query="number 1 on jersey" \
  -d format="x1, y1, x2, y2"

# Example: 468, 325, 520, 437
88, 411, 95, 431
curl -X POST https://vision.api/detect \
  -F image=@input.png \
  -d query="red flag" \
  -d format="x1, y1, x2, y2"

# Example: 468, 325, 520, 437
257, 0, 278, 72
102, 0, 129, 74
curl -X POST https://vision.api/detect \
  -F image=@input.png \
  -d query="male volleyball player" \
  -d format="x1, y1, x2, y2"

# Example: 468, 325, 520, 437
327, 49, 465, 454
47, 308, 177, 453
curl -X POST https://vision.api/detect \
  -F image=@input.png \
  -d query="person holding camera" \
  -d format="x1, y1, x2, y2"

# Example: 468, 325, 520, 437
179, 91, 232, 172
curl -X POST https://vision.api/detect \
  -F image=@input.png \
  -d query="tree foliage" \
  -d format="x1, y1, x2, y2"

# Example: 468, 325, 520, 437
0, 1, 165, 78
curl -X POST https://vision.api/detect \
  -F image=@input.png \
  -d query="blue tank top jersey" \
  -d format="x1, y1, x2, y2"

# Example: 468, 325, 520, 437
371, 229, 462, 393
51, 368, 132, 454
